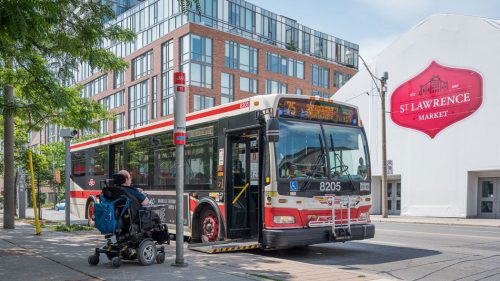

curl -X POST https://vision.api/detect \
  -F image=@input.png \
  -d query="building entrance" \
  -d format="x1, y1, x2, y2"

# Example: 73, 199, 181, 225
387, 181, 401, 215
478, 178, 500, 218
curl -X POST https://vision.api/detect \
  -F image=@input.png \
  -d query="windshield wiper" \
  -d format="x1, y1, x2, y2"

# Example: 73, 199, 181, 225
330, 134, 355, 191
300, 134, 325, 192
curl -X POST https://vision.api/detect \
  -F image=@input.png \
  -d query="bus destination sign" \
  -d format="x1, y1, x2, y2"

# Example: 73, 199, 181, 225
276, 98, 358, 125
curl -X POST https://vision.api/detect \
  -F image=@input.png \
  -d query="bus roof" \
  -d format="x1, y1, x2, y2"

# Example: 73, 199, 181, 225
70, 94, 359, 152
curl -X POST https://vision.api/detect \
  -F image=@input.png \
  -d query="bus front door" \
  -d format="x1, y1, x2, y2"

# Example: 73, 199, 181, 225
226, 131, 260, 239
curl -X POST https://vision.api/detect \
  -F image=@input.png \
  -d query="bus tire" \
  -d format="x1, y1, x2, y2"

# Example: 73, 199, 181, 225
86, 200, 95, 227
199, 208, 219, 243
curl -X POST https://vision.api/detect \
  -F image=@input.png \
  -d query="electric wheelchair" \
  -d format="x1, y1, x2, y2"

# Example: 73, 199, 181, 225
87, 174, 170, 268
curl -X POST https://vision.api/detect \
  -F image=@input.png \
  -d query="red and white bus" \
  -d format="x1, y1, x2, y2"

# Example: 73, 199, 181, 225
70, 94, 374, 248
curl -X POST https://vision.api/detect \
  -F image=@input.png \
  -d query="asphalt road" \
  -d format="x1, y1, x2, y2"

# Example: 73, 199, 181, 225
259, 222, 500, 281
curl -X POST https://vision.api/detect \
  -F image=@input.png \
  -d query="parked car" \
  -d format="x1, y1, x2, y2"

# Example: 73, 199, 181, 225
54, 201, 65, 211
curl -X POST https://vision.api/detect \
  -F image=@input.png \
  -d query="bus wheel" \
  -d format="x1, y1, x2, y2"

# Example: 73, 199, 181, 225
87, 200, 95, 227
200, 208, 219, 243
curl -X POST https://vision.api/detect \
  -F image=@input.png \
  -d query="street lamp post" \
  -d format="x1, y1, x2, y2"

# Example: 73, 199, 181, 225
346, 51, 389, 218
60, 129, 78, 227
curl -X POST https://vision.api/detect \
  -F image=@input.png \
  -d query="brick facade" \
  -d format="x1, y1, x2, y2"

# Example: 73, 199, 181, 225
31, 22, 357, 143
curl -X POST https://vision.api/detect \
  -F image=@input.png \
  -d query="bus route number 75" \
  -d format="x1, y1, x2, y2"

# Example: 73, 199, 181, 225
320, 181, 341, 192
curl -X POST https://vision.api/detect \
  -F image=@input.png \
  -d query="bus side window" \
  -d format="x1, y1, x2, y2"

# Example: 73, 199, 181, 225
71, 151, 86, 177
185, 139, 215, 190
154, 146, 176, 190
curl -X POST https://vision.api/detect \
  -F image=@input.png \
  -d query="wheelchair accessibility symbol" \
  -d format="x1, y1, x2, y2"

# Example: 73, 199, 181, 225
290, 181, 298, 192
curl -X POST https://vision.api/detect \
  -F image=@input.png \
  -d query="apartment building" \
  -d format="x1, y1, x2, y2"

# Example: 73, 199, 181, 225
31, 0, 359, 145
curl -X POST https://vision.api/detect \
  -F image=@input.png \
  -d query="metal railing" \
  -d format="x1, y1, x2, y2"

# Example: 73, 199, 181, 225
307, 196, 369, 229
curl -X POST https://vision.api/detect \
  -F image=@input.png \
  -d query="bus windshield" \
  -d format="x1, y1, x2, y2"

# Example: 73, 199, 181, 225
275, 120, 327, 180
275, 119, 369, 181
323, 124, 369, 181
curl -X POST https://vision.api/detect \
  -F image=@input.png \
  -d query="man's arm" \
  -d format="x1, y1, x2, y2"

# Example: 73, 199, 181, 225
141, 197, 150, 206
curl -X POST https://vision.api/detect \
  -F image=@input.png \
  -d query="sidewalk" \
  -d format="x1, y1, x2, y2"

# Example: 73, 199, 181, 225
24, 207, 87, 224
370, 215, 500, 227
0, 211, 391, 281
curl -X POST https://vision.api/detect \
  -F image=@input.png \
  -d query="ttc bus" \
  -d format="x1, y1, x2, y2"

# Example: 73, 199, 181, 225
70, 94, 374, 248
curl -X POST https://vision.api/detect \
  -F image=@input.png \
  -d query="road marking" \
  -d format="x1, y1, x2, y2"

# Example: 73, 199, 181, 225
360, 240, 407, 247
377, 224, 500, 235
377, 228, 500, 240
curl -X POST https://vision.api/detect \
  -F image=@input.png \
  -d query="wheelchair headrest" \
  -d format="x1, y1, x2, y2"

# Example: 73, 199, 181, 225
113, 173, 127, 185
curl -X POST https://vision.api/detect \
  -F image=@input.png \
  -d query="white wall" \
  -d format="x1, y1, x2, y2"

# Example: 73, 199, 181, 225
334, 14, 500, 217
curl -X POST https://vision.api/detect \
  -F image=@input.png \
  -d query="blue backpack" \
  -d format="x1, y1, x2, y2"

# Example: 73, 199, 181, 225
94, 195, 129, 235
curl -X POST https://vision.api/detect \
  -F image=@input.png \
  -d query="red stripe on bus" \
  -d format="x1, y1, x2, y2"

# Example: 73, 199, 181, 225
70, 101, 248, 151
186, 102, 246, 122
70, 190, 101, 199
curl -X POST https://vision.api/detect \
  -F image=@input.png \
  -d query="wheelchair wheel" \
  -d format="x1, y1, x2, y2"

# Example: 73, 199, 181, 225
88, 254, 99, 266
137, 240, 157, 266
156, 252, 165, 264
111, 256, 122, 268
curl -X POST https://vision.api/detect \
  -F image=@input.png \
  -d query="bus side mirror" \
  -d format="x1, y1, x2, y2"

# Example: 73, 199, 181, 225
266, 118, 280, 143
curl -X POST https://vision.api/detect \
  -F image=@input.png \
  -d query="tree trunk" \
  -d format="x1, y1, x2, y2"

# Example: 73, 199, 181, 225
3, 83, 15, 229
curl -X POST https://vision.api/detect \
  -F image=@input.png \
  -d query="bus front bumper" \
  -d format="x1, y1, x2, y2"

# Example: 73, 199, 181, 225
262, 223, 375, 249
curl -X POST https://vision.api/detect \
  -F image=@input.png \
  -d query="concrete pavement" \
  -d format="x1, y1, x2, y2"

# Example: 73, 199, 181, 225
0, 211, 388, 281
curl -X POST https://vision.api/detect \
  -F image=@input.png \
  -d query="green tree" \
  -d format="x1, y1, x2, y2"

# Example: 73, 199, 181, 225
0, 0, 134, 229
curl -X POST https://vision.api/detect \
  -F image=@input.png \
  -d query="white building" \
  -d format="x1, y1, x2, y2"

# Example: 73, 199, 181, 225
334, 14, 500, 218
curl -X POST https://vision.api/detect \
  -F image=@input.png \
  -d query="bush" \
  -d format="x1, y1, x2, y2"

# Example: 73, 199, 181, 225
42, 202, 54, 209
48, 224, 95, 232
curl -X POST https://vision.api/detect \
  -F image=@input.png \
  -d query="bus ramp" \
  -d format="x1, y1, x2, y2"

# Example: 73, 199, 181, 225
188, 241, 261, 254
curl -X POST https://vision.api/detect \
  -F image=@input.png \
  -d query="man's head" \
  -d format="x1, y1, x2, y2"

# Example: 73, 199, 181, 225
118, 170, 132, 187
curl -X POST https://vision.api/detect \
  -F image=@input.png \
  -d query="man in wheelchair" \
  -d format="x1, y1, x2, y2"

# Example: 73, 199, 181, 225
88, 172, 170, 268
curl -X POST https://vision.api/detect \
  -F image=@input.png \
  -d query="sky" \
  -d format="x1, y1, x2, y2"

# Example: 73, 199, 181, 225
249, 0, 500, 61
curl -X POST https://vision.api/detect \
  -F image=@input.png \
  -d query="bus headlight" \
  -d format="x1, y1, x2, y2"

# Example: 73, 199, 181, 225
273, 216, 295, 224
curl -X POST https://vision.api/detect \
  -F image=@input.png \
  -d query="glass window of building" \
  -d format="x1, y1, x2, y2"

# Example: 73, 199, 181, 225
312, 64, 329, 89
48, 124, 56, 143
131, 50, 153, 81
221, 73, 234, 104
187, 0, 217, 27
81, 75, 107, 98
181, 34, 212, 88
114, 70, 124, 89
161, 40, 174, 116
129, 79, 149, 128
240, 76, 258, 94
114, 112, 125, 133
334, 71, 353, 88
312, 89, 329, 98
151, 76, 158, 119
194, 94, 215, 111
295, 88, 302, 95
99, 90, 124, 110
266, 52, 304, 79
225, 41, 258, 74
181, 34, 212, 64
99, 119, 108, 134
229, 1, 256, 33
266, 80, 287, 94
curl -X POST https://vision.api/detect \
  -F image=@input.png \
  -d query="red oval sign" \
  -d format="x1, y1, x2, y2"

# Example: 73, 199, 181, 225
174, 72, 185, 85
390, 61, 483, 138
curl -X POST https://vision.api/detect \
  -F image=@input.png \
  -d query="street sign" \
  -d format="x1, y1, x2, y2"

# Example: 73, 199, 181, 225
387, 160, 393, 175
